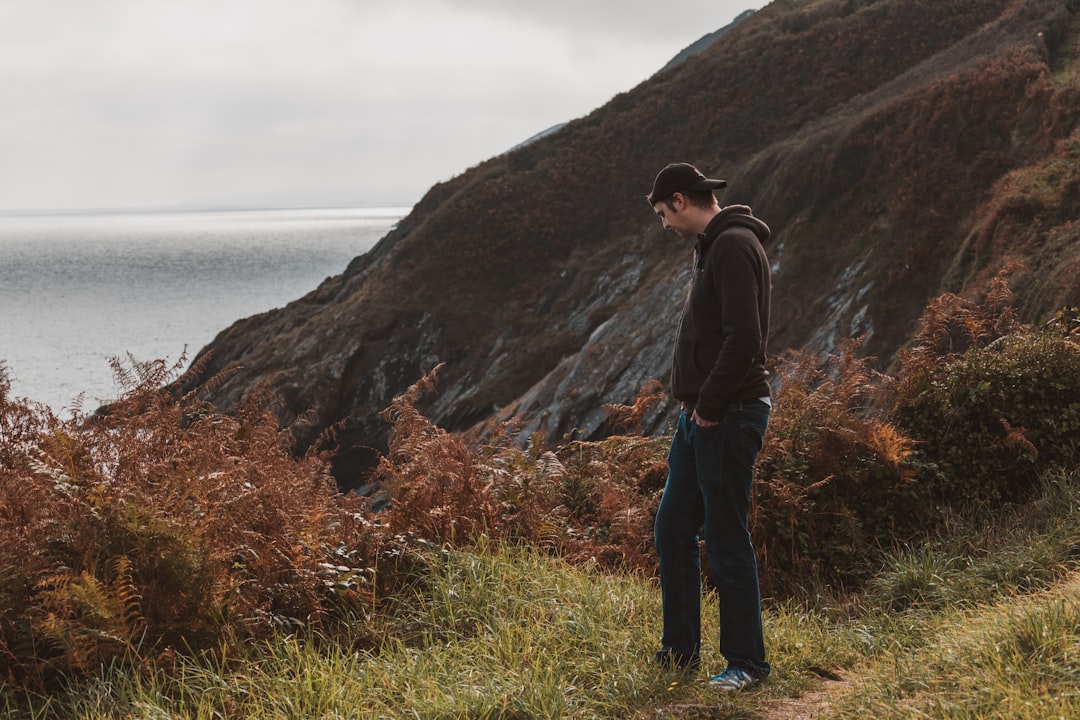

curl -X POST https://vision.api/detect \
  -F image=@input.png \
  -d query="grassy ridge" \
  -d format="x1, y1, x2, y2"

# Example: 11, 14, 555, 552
2, 281, 1078, 717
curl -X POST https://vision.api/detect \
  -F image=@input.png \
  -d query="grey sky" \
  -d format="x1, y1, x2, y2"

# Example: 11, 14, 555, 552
0, 0, 761, 211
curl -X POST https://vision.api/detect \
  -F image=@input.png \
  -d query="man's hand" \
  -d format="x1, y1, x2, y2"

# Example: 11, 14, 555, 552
691, 411, 718, 428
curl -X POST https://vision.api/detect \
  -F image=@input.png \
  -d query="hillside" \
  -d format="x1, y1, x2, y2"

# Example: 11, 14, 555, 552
187, 0, 1080, 490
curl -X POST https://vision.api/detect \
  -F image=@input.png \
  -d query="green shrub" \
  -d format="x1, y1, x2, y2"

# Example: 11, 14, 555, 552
753, 275, 1080, 596
894, 329, 1080, 505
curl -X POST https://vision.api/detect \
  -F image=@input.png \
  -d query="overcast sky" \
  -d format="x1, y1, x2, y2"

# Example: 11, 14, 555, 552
0, 1, 762, 212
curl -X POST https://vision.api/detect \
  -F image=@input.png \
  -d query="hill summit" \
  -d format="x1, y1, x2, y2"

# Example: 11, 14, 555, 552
189, 0, 1080, 490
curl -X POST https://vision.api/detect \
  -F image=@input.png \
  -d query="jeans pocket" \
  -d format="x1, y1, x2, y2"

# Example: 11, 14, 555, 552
691, 420, 722, 448
734, 413, 768, 453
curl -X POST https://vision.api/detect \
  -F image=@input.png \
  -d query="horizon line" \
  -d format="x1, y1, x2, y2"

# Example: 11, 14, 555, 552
0, 201, 418, 218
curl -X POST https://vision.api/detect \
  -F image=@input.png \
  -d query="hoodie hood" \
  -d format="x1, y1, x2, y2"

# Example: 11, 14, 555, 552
703, 204, 771, 245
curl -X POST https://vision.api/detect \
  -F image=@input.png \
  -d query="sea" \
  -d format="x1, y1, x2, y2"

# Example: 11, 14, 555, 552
0, 206, 410, 413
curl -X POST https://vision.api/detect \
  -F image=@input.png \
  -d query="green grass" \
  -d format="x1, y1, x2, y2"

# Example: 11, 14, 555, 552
833, 579, 1080, 719
826, 470, 1080, 720
4, 468, 1080, 719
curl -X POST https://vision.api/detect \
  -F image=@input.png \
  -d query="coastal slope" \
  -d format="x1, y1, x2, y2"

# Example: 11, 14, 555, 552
189, 0, 1080, 489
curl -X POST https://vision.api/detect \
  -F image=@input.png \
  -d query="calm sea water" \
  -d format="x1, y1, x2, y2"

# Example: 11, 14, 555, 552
0, 206, 409, 412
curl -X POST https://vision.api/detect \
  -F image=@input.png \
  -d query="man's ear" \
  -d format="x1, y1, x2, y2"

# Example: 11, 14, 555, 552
669, 192, 685, 210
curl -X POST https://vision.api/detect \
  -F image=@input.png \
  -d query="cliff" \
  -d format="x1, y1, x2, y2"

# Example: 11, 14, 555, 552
188, 0, 1080, 490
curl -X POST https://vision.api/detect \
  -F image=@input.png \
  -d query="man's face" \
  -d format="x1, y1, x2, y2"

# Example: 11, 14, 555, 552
653, 194, 695, 238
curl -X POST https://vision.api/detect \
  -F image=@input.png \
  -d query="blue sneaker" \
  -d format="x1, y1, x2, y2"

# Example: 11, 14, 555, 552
709, 666, 759, 691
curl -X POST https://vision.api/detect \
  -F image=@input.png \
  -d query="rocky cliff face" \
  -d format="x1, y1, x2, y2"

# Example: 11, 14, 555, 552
189, 0, 1080, 491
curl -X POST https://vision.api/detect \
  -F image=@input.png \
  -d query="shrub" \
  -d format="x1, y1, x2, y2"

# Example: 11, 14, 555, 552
375, 366, 666, 573
752, 338, 920, 595
751, 273, 1080, 596
551, 434, 667, 573
375, 364, 563, 546
890, 274, 1080, 505
893, 331, 1080, 504
0, 357, 381, 689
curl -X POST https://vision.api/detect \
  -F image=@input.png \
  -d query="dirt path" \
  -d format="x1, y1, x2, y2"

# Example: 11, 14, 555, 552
647, 676, 852, 720
758, 678, 850, 720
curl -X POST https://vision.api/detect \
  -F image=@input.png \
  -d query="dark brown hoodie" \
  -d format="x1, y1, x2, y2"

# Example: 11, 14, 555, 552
670, 204, 772, 422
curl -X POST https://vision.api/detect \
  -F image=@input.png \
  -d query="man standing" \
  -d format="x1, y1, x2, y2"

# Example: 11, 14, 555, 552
647, 163, 773, 691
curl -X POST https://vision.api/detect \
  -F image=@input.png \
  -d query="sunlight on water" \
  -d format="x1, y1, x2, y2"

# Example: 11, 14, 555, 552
0, 207, 409, 411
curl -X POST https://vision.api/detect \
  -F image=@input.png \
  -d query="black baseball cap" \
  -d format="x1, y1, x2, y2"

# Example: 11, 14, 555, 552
647, 163, 727, 205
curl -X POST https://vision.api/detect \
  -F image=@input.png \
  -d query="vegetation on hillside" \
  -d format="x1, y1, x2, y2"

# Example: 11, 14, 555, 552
2, 275, 1078, 717
3, 471, 1080, 719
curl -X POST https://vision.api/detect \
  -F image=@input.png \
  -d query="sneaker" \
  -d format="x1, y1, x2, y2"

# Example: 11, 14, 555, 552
651, 648, 701, 673
709, 666, 759, 691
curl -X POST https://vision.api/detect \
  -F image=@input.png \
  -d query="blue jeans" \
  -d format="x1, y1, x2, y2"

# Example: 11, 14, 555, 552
653, 401, 771, 677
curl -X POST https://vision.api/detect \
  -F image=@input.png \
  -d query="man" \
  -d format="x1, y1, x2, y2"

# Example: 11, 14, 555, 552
647, 162, 773, 692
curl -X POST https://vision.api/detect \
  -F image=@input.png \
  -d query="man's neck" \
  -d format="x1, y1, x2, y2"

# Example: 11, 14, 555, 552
691, 205, 723, 237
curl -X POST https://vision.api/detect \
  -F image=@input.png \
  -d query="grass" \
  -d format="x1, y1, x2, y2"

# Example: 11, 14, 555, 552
833, 580, 1080, 719
4, 468, 1080, 719
828, 469, 1080, 720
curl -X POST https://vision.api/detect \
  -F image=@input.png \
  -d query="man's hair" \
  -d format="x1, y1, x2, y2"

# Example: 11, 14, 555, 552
660, 189, 717, 211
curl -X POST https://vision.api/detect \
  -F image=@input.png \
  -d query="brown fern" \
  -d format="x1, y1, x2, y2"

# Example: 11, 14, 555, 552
1, 355, 385, 688
994, 418, 1038, 459
602, 380, 667, 435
